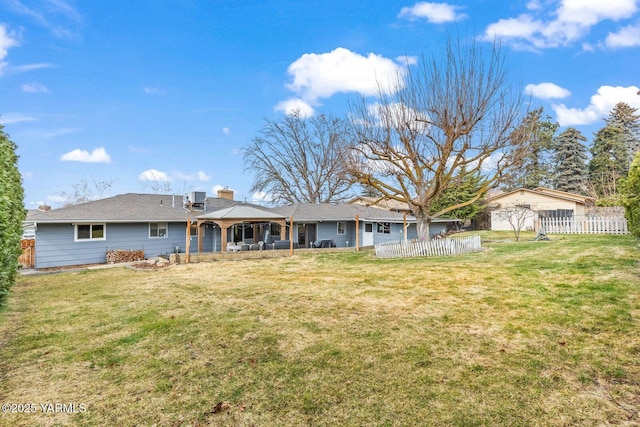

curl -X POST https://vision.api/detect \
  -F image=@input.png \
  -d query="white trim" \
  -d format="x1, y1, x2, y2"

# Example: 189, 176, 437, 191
74, 223, 106, 242
149, 222, 168, 238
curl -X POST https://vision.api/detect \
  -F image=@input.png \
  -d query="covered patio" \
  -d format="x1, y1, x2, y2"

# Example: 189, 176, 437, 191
193, 205, 289, 253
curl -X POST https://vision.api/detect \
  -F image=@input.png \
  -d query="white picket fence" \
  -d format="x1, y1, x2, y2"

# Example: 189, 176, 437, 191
375, 235, 482, 259
539, 216, 628, 235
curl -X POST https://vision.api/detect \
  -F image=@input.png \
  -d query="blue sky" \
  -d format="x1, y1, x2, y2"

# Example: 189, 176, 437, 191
1, 0, 639, 208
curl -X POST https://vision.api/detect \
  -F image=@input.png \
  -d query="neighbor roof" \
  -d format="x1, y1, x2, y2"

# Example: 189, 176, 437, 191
485, 187, 594, 205
348, 196, 412, 212
271, 203, 413, 222
25, 193, 243, 223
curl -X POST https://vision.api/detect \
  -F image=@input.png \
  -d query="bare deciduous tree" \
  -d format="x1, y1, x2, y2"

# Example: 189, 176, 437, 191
244, 112, 355, 204
348, 36, 530, 239
493, 205, 535, 241
140, 171, 173, 194
60, 176, 116, 206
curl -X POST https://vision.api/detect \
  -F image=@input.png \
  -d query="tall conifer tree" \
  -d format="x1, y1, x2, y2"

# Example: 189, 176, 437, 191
552, 127, 588, 194
606, 102, 640, 166
0, 124, 26, 306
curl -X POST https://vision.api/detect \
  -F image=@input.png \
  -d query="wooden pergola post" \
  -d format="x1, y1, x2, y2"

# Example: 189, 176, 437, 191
185, 219, 191, 264
289, 216, 294, 256
355, 214, 360, 252
197, 222, 204, 253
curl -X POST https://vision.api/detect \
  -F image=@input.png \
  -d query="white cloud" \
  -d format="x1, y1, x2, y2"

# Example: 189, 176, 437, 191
10, 63, 55, 74
0, 24, 19, 74
0, 112, 36, 124
524, 82, 571, 99
483, 14, 543, 42
139, 169, 171, 182
143, 87, 165, 95
274, 98, 316, 117
605, 23, 640, 48
6, 0, 82, 39
398, 2, 467, 23
60, 147, 111, 163
251, 191, 273, 204
282, 47, 407, 112
22, 82, 49, 93
526, 0, 542, 10
366, 102, 429, 131
174, 170, 212, 182
552, 85, 640, 126
482, 0, 640, 49
222, 127, 231, 135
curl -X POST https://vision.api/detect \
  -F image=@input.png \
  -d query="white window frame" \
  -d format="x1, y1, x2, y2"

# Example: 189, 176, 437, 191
377, 222, 391, 234
75, 223, 106, 242
149, 222, 168, 238
337, 221, 346, 235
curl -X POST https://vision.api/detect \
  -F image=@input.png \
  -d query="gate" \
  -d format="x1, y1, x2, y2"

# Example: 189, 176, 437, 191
19, 239, 35, 268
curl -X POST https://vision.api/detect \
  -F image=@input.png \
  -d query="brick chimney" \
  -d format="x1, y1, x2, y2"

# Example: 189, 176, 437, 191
217, 188, 234, 200
38, 204, 51, 212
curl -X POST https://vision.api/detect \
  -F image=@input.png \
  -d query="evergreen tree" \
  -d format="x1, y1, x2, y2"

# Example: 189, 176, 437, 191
588, 124, 628, 202
0, 124, 26, 307
606, 102, 640, 166
430, 167, 485, 220
503, 107, 558, 190
621, 152, 640, 239
552, 127, 588, 194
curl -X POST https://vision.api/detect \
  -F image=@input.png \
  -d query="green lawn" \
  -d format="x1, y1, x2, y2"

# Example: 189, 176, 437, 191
0, 232, 639, 426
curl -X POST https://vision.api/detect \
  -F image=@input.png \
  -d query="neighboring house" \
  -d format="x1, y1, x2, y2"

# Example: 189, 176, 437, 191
486, 187, 594, 231
348, 196, 413, 213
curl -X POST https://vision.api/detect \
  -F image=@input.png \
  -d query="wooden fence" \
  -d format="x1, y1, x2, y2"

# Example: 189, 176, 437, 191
19, 239, 35, 269
375, 235, 482, 259
539, 216, 628, 235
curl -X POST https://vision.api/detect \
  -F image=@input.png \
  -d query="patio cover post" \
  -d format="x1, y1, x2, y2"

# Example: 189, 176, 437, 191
355, 214, 360, 251
185, 219, 191, 264
289, 216, 294, 256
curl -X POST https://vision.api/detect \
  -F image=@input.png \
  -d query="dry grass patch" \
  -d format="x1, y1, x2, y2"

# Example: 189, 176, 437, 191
0, 233, 639, 426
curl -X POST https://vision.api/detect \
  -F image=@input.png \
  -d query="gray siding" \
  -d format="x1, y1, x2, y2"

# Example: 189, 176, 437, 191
34, 221, 205, 268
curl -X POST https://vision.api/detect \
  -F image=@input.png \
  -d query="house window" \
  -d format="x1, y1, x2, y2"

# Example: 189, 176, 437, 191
377, 222, 390, 234
149, 222, 167, 238
190, 223, 198, 237
539, 209, 573, 218
337, 221, 346, 235
75, 224, 105, 241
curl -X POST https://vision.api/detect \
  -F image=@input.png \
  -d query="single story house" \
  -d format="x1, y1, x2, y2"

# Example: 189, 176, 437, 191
486, 187, 595, 231
25, 189, 462, 269
25, 190, 253, 269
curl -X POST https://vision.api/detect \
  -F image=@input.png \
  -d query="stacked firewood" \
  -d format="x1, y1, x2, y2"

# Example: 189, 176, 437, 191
106, 249, 145, 264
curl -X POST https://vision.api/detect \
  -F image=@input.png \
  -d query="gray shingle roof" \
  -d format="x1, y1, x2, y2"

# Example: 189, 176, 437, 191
270, 203, 414, 222
26, 193, 243, 223
26, 194, 458, 225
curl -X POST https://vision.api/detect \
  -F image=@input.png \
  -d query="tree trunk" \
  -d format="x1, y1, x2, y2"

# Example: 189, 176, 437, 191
413, 208, 432, 241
